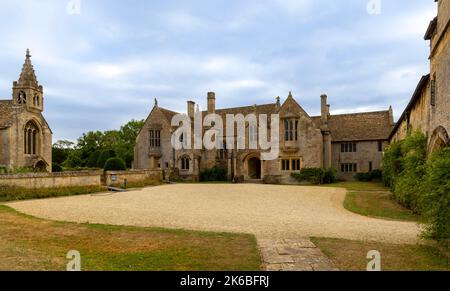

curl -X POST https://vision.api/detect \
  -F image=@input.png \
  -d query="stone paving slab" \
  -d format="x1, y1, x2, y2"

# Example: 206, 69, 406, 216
258, 237, 339, 271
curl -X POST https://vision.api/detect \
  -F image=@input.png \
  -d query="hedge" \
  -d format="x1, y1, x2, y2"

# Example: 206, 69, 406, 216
104, 157, 126, 171
291, 168, 336, 185
97, 150, 116, 169
382, 131, 449, 243
200, 167, 227, 182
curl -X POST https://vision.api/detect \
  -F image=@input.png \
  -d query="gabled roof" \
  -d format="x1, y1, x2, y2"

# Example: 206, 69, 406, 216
0, 100, 13, 128
159, 107, 179, 123
312, 110, 393, 142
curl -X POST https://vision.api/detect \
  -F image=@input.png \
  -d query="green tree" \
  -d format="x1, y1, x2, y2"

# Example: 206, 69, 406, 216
52, 140, 75, 165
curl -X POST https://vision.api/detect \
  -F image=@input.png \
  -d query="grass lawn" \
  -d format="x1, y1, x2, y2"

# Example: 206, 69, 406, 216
0, 185, 108, 202
0, 205, 261, 271
311, 237, 449, 271
327, 181, 419, 222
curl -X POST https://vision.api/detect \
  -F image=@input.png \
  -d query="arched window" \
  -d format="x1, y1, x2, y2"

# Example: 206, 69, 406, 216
181, 157, 190, 171
18, 91, 26, 104
24, 121, 39, 155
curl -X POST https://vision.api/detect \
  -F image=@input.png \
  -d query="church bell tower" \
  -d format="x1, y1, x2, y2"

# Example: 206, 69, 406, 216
12, 49, 44, 112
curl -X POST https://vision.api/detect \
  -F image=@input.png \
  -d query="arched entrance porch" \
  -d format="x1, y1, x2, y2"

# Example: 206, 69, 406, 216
247, 156, 262, 180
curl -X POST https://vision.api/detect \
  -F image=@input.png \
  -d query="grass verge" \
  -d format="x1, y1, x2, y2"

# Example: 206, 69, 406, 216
326, 181, 419, 222
0, 205, 261, 271
311, 237, 449, 271
0, 185, 107, 202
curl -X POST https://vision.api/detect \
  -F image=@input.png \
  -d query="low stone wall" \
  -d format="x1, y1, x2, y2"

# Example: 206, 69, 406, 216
104, 169, 163, 186
0, 171, 102, 189
0, 169, 164, 189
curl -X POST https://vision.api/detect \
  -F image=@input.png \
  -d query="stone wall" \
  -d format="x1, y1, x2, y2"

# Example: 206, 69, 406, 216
0, 171, 101, 189
430, 1, 450, 144
331, 140, 387, 180
0, 128, 9, 166
104, 169, 163, 186
0, 169, 163, 189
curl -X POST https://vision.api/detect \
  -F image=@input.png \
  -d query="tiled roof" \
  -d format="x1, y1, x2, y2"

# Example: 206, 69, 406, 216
389, 75, 430, 140
159, 107, 179, 123
210, 103, 278, 119
312, 110, 393, 142
0, 100, 13, 128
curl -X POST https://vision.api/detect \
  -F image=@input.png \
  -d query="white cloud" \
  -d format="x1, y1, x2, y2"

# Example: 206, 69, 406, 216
163, 10, 206, 31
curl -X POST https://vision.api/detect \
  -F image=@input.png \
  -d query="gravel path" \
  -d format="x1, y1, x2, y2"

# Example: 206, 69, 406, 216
7, 184, 420, 244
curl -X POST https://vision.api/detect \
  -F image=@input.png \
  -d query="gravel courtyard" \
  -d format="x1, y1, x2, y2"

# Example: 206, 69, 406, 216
8, 184, 420, 244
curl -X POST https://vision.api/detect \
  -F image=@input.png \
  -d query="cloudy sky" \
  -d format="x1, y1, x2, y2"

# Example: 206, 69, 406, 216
0, 0, 437, 142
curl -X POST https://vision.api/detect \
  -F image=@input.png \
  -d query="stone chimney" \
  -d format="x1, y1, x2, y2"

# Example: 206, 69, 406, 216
187, 101, 195, 118
389, 106, 394, 126
275, 96, 281, 111
321, 94, 329, 123
207, 92, 216, 114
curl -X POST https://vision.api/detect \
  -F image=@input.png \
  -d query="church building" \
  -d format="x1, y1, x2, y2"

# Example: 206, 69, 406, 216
0, 50, 52, 172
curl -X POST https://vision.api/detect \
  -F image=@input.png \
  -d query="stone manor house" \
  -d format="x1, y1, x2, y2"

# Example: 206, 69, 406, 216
0, 50, 52, 172
134, 92, 394, 182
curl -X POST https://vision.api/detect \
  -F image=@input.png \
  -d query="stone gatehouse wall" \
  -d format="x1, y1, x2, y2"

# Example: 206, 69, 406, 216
0, 169, 163, 189
0, 171, 102, 189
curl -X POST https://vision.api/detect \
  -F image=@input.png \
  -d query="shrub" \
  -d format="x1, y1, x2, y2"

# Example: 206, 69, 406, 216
104, 157, 126, 171
200, 166, 227, 182
382, 141, 403, 188
393, 132, 427, 211
355, 172, 372, 182
291, 168, 324, 185
52, 163, 63, 173
323, 168, 337, 184
97, 150, 116, 169
419, 148, 450, 243
355, 170, 383, 182
370, 169, 383, 181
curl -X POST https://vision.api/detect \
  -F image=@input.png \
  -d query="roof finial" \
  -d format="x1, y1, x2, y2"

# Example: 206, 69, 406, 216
288, 91, 293, 98
154, 98, 158, 107
26, 48, 31, 59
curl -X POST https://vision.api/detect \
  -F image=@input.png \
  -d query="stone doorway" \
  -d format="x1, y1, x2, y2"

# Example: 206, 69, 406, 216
248, 157, 262, 180
34, 160, 47, 172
